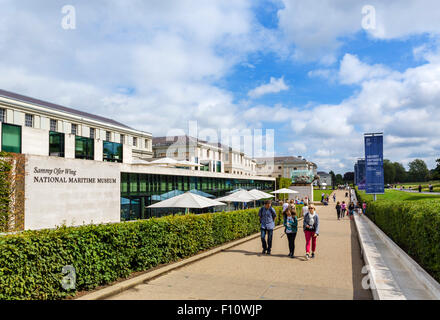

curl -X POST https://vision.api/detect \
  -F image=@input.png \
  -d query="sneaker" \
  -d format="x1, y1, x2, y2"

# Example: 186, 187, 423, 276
305, 253, 310, 260
262, 249, 266, 254
311, 253, 315, 259
266, 250, 271, 255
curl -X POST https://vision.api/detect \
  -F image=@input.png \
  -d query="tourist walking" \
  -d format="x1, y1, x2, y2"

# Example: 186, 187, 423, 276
303, 205, 320, 260
259, 200, 277, 255
418, 185, 422, 193
341, 201, 346, 218
429, 184, 433, 192
283, 206, 298, 258
348, 202, 355, 220
336, 201, 341, 220
362, 202, 366, 215
333, 193, 336, 202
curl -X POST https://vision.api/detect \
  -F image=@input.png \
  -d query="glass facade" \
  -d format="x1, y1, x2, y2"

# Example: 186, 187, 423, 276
49, 131, 65, 157
216, 161, 221, 173
103, 141, 123, 163
75, 136, 94, 160
120, 172, 275, 221
1, 123, 21, 153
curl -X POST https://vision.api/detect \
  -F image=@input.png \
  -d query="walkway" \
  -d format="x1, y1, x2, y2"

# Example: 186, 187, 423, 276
108, 190, 372, 300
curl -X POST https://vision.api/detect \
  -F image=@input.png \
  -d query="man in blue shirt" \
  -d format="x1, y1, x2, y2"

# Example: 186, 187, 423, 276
258, 200, 277, 255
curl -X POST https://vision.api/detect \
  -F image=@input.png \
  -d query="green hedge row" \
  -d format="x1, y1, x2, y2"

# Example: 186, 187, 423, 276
0, 206, 284, 300
355, 188, 440, 282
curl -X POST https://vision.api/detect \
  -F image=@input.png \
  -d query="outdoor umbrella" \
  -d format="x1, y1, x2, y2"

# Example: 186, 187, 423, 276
145, 157, 179, 167
216, 189, 259, 210
176, 160, 201, 167
271, 188, 299, 201
248, 189, 274, 208
147, 191, 226, 214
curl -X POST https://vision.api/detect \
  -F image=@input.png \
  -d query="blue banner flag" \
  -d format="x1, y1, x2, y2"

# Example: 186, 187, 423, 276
357, 159, 366, 190
364, 134, 384, 194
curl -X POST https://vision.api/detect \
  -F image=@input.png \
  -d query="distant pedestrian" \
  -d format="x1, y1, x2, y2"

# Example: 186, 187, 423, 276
429, 184, 433, 192
303, 205, 320, 260
333, 193, 336, 202
321, 193, 325, 202
345, 191, 348, 198
302, 201, 309, 218
283, 206, 298, 258
259, 200, 277, 255
418, 185, 422, 193
341, 201, 346, 218
362, 202, 366, 215
336, 201, 341, 220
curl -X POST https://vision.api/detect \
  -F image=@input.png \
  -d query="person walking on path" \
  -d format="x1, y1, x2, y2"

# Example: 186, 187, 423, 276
259, 200, 277, 255
283, 206, 298, 258
303, 205, 320, 260
418, 185, 422, 193
341, 201, 347, 219
336, 201, 341, 220
362, 202, 366, 215
333, 193, 336, 202
348, 202, 355, 220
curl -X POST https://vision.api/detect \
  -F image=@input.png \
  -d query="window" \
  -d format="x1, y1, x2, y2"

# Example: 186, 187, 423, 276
49, 131, 65, 157
145, 139, 149, 149
75, 136, 94, 160
120, 134, 125, 144
90, 128, 95, 139
1, 123, 21, 153
50, 119, 57, 132
25, 114, 33, 127
103, 141, 123, 163
0, 108, 5, 122
133, 137, 137, 147
71, 124, 77, 135
106, 131, 111, 141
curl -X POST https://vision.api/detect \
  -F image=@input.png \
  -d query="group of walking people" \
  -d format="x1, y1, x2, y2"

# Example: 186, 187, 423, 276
258, 198, 320, 260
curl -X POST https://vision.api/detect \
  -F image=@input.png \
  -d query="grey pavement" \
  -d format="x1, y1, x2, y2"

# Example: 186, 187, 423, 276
108, 190, 372, 300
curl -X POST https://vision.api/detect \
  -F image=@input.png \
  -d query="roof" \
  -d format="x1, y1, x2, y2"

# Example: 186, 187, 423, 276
153, 136, 240, 152
255, 156, 306, 163
0, 88, 137, 131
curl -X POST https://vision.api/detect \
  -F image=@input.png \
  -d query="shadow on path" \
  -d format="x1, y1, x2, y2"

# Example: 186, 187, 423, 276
223, 249, 308, 261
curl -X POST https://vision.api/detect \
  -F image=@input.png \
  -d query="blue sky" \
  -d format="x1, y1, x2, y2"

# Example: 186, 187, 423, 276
1, 0, 440, 174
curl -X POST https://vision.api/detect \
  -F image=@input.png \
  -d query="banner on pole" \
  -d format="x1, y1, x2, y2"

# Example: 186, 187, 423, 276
364, 134, 384, 194
357, 159, 366, 190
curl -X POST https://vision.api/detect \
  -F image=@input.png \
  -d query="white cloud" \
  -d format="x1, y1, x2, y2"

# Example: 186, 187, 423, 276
248, 77, 289, 98
277, 0, 440, 63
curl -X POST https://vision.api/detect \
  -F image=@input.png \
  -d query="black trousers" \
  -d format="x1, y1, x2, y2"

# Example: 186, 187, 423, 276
286, 232, 297, 255
337, 209, 341, 219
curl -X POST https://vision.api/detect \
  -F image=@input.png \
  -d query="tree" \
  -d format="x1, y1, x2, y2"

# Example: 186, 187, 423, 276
408, 159, 429, 182
383, 159, 396, 184
343, 172, 354, 184
329, 170, 336, 189
335, 174, 344, 186
393, 162, 407, 183
432, 159, 440, 181
276, 177, 292, 201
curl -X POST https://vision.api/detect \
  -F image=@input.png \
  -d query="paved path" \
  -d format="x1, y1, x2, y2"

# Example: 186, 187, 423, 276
108, 190, 372, 300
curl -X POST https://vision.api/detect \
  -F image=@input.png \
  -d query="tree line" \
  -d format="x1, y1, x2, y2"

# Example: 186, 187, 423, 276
328, 158, 440, 186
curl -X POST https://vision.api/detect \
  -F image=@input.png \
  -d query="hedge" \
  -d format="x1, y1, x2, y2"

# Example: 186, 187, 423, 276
0, 152, 12, 232
355, 188, 440, 283
0, 206, 287, 300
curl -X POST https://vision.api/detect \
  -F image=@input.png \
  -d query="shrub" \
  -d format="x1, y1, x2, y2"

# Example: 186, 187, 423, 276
365, 200, 440, 283
0, 206, 283, 300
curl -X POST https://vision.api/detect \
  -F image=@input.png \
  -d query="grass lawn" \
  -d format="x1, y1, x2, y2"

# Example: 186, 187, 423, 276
393, 181, 440, 192
313, 189, 334, 201
357, 188, 440, 202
